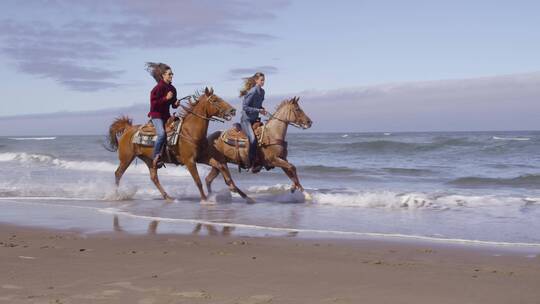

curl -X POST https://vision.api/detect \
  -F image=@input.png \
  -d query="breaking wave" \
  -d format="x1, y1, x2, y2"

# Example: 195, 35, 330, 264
449, 174, 540, 189
0, 152, 195, 177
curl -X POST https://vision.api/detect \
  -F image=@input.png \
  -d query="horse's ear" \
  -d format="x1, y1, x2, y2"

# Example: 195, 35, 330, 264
205, 87, 210, 96
293, 96, 299, 104
210, 87, 214, 95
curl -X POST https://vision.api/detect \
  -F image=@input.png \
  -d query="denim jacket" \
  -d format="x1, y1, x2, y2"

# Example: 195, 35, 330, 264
241, 85, 265, 122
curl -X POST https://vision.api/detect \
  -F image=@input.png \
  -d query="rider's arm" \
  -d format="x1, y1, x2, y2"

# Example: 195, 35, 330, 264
171, 87, 179, 109
150, 85, 171, 107
242, 87, 261, 114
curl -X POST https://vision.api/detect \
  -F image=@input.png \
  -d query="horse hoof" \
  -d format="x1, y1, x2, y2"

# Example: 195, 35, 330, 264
164, 196, 174, 203
200, 199, 215, 205
246, 197, 256, 204
303, 191, 313, 201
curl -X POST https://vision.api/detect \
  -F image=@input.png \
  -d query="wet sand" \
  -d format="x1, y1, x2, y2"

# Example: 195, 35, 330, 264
1, 223, 539, 304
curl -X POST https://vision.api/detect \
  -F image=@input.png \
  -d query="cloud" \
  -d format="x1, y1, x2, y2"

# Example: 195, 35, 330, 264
0, 0, 289, 91
3, 72, 538, 135
294, 72, 540, 132
228, 65, 279, 78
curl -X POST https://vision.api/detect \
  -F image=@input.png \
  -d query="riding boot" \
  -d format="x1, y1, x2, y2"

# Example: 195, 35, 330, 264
153, 144, 166, 169
152, 156, 164, 169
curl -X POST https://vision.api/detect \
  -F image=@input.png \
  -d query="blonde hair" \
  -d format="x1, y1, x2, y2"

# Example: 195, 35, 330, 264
239, 72, 265, 97
145, 62, 171, 82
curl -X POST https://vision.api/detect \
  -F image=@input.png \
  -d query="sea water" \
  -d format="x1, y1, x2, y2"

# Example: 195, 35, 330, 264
1, 132, 539, 247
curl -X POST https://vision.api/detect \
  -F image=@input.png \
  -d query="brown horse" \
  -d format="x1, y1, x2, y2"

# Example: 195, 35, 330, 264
205, 97, 313, 201
107, 87, 241, 202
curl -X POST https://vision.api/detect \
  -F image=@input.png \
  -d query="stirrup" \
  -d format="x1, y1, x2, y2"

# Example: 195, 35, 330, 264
251, 164, 263, 173
153, 157, 165, 169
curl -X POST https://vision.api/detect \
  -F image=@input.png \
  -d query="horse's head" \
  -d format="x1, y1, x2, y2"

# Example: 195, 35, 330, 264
198, 87, 236, 121
274, 97, 312, 129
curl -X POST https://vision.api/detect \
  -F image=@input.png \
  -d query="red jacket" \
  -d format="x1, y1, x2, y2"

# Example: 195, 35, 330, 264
148, 80, 179, 120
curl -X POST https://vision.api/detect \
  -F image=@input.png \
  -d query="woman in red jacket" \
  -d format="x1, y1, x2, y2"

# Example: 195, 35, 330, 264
146, 62, 180, 168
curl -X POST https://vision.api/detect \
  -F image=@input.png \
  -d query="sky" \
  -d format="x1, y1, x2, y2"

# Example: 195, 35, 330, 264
0, 0, 539, 134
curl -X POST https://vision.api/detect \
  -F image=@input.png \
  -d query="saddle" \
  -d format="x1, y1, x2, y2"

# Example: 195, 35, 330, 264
139, 117, 177, 137
132, 117, 183, 166
132, 117, 182, 148
220, 121, 264, 147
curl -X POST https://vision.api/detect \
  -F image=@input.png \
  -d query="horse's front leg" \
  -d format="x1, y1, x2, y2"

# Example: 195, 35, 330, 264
270, 158, 301, 191
271, 157, 312, 200
184, 158, 208, 202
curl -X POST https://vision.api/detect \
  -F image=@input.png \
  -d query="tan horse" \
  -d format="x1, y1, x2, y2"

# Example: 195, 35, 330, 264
106, 87, 240, 202
205, 97, 313, 201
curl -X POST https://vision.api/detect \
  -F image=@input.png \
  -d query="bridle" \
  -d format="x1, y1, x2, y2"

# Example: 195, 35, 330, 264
178, 94, 228, 123
266, 103, 308, 129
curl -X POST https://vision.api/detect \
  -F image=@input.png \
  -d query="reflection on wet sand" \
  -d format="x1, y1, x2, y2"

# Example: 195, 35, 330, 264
192, 223, 235, 236
112, 215, 237, 236
113, 216, 123, 232
113, 216, 159, 234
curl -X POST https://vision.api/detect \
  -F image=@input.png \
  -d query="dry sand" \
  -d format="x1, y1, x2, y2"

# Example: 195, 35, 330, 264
1, 223, 539, 304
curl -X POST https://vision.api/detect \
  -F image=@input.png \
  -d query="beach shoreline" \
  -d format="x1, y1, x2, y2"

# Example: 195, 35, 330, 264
1, 223, 539, 303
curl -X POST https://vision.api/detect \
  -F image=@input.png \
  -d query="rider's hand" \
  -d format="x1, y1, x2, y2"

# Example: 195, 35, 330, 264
259, 108, 267, 115
173, 100, 180, 107
166, 91, 174, 100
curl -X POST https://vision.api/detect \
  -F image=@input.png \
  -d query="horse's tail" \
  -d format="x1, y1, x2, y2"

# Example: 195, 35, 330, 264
104, 116, 133, 152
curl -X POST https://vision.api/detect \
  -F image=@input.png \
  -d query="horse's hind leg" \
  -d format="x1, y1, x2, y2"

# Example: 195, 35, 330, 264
205, 167, 220, 194
115, 152, 135, 186
208, 158, 254, 204
141, 157, 173, 202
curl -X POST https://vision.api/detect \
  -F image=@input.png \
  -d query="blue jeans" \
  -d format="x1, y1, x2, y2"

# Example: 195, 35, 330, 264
151, 118, 166, 159
240, 118, 257, 165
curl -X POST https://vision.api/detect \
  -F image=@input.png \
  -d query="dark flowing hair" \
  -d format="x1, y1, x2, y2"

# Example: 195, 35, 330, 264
145, 62, 171, 82
239, 72, 265, 97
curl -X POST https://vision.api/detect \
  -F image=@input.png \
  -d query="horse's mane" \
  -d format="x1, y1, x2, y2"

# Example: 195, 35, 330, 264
274, 97, 295, 113
177, 88, 207, 119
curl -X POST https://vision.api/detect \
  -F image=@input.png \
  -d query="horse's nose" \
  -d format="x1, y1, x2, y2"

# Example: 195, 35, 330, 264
230, 108, 236, 116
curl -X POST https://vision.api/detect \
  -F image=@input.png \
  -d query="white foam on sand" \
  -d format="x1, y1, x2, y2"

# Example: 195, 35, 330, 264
97, 208, 540, 248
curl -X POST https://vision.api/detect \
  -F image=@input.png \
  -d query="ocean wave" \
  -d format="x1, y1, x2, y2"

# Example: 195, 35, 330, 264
331, 138, 478, 153
298, 165, 357, 175
0, 181, 139, 201
492, 136, 530, 141
449, 174, 540, 189
8, 137, 56, 140
246, 184, 529, 210
312, 191, 529, 209
0, 152, 196, 177
381, 167, 435, 176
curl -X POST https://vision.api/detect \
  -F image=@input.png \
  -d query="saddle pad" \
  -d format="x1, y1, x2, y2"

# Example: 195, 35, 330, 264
132, 119, 182, 146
